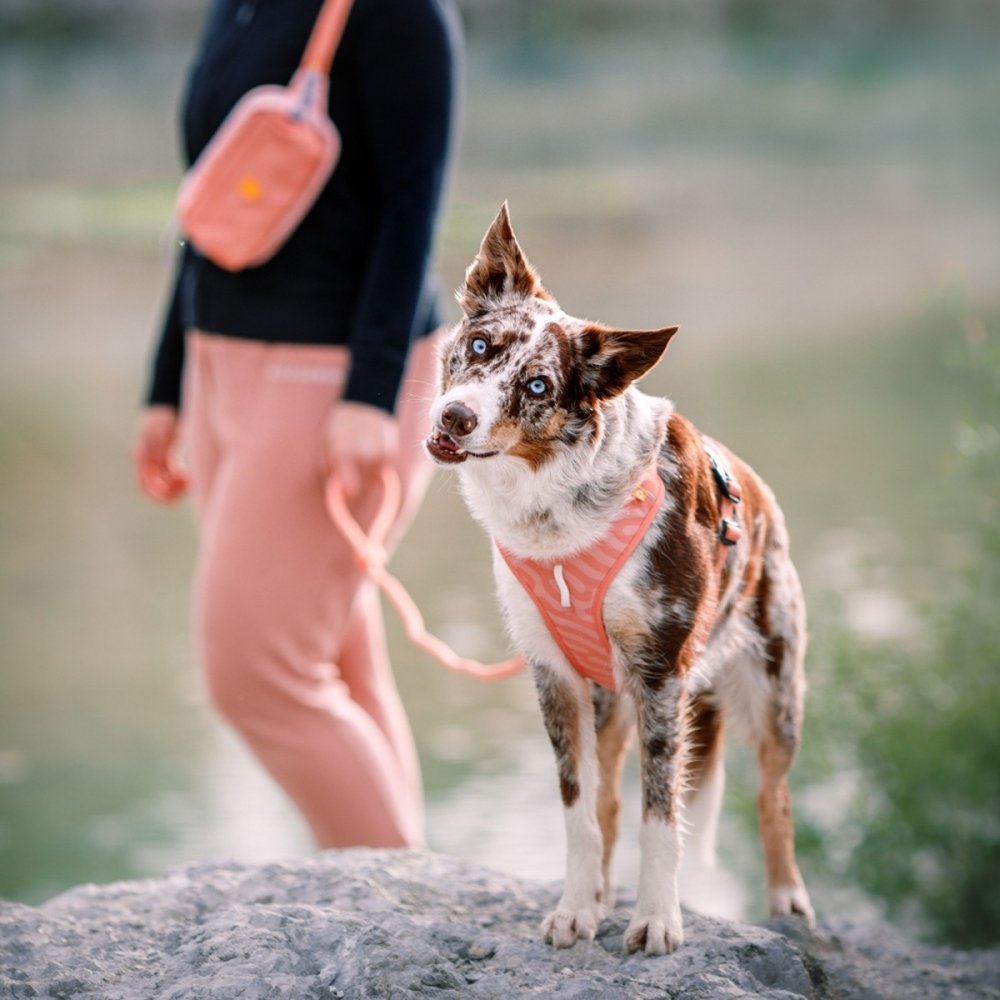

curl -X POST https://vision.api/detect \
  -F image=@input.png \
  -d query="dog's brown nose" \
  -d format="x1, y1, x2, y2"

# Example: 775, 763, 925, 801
439, 401, 478, 438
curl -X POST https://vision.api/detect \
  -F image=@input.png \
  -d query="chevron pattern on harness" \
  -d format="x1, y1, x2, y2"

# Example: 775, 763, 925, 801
497, 467, 665, 691
498, 444, 745, 692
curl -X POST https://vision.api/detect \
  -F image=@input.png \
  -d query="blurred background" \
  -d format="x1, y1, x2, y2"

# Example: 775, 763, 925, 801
1, 0, 997, 950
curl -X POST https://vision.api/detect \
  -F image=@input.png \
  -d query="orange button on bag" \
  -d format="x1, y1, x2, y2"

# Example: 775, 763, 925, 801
238, 176, 264, 202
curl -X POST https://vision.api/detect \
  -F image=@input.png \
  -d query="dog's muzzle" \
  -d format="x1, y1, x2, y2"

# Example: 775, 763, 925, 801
426, 401, 498, 464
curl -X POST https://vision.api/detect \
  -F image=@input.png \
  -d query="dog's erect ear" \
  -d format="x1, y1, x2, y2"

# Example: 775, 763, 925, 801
580, 323, 678, 401
459, 202, 551, 316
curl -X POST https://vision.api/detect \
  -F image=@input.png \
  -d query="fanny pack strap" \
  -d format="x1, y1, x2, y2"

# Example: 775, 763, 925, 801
300, 0, 356, 76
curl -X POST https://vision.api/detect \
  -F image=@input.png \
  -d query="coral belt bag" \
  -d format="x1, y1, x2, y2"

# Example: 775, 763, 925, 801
176, 0, 353, 272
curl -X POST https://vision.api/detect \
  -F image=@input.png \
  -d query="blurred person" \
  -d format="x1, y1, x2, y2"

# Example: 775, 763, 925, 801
132, 0, 461, 849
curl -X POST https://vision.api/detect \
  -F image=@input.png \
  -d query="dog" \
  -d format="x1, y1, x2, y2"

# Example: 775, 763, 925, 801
426, 204, 814, 955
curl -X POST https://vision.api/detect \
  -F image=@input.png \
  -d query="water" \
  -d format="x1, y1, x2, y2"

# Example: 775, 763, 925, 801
1, 23, 998, 922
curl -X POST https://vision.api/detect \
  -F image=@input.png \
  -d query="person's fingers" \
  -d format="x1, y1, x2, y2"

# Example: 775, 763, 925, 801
337, 459, 362, 500
161, 468, 189, 502
138, 453, 188, 504
140, 463, 168, 502
133, 432, 161, 490
133, 407, 187, 505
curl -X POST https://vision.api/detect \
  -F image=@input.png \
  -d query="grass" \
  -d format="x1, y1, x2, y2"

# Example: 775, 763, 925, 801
725, 320, 1000, 948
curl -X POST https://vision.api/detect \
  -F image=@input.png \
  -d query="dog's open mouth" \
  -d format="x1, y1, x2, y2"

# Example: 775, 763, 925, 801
426, 431, 498, 464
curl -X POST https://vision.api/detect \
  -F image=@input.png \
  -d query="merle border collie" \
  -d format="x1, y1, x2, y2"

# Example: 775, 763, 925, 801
426, 204, 814, 955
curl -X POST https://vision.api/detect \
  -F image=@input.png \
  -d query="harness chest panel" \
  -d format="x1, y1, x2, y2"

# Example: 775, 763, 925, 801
496, 469, 665, 691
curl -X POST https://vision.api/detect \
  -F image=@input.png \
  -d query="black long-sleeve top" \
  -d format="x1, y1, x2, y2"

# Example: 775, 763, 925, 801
146, 0, 461, 414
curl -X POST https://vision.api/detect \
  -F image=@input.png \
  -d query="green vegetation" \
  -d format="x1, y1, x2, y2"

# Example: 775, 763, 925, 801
792, 321, 1000, 949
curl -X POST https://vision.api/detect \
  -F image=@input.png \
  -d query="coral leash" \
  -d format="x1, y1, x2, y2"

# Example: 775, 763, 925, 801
325, 468, 524, 681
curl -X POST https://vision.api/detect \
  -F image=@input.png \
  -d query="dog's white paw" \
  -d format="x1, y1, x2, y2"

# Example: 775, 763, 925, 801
769, 882, 816, 928
624, 908, 684, 956
541, 905, 600, 949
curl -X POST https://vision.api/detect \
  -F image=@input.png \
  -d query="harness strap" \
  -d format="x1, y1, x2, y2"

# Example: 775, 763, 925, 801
704, 438, 743, 570
497, 467, 665, 691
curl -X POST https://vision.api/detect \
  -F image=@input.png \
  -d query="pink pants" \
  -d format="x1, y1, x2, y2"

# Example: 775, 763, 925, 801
183, 330, 440, 849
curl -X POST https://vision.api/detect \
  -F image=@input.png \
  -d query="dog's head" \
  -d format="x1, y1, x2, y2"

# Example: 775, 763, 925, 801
426, 203, 678, 470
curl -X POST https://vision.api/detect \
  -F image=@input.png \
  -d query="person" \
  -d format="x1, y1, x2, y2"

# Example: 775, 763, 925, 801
132, 0, 461, 850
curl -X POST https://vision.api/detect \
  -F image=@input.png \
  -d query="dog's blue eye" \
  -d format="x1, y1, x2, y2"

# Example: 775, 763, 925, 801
470, 337, 488, 356
527, 378, 548, 397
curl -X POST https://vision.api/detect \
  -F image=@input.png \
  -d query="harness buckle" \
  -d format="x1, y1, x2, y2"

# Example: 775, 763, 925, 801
720, 518, 742, 546
708, 454, 742, 505
704, 442, 742, 505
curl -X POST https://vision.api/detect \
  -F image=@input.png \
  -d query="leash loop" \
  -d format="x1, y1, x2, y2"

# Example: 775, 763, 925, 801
325, 467, 523, 682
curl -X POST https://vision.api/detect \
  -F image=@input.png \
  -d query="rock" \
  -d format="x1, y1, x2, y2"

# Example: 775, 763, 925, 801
1, 849, 997, 999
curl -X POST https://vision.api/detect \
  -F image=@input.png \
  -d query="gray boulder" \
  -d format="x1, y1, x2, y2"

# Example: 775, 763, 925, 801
1, 849, 997, 999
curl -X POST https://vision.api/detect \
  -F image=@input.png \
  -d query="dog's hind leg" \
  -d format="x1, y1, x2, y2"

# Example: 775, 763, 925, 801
593, 685, 632, 907
683, 696, 725, 868
755, 718, 814, 925
754, 603, 815, 926
625, 674, 688, 955
534, 664, 605, 949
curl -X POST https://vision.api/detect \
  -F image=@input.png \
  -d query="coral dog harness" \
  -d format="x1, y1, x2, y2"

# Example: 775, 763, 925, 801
496, 468, 666, 691
497, 444, 743, 692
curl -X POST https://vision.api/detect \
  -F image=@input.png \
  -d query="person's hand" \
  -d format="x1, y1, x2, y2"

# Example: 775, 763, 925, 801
324, 400, 399, 500
132, 405, 188, 504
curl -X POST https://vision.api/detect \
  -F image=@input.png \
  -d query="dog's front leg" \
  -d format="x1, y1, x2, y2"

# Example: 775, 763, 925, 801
534, 663, 604, 949
625, 674, 688, 955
